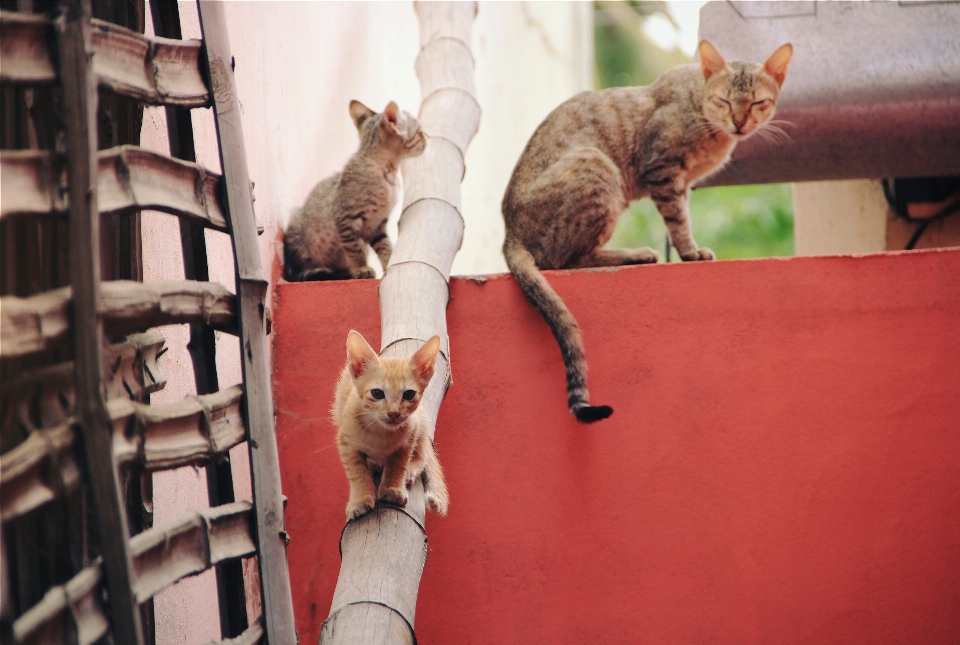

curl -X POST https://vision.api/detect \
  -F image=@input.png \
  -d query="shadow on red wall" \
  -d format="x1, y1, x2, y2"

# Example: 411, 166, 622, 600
273, 248, 960, 645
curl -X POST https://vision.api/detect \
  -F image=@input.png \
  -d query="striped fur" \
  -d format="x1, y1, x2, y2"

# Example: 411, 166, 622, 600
502, 41, 791, 422
284, 100, 426, 281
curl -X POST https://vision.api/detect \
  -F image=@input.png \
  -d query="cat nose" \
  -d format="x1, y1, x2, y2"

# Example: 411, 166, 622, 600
387, 409, 401, 419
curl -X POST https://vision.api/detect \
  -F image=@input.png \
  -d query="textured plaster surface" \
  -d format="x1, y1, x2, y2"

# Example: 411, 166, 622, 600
274, 249, 960, 645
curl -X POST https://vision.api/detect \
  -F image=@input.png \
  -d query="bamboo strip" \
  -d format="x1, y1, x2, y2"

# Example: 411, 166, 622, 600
0, 422, 80, 523
0, 148, 228, 231
1, 280, 236, 362
9, 502, 256, 642
1, 333, 166, 441
108, 385, 246, 471
0, 11, 57, 84
102, 331, 169, 400
0, 11, 210, 107
97, 146, 227, 229
128, 500, 256, 603
11, 565, 109, 645
0, 150, 64, 220
1, 386, 245, 522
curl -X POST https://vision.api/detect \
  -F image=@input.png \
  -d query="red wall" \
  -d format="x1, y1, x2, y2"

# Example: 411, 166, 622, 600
273, 249, 960, 645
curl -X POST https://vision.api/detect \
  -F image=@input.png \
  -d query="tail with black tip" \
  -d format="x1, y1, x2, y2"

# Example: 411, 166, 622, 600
503, 237, 613, 423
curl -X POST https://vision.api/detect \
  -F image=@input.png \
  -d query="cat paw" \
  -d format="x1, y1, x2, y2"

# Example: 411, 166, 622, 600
681, 247, 715, 261
378, 487, 409, 507
627, 247, 659, 264
298, 267, 339, 281
352, 267, 376, 279
345, 496, 376, 520
426, 492, 449, 516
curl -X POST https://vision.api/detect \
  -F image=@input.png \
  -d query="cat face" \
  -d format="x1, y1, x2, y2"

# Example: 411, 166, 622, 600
380, 101, 428, 157
699, 41, 792, 140
345, 331, 440, 429
349, 100, 427, 158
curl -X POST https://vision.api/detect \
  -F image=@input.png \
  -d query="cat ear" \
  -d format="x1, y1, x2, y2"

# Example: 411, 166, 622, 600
763, 43, 793, 87
382, 101, 400, 125
698, 40, 728, 81
346, 330, 379, 379
410, 335, 440, 386
349, 100, 376, 130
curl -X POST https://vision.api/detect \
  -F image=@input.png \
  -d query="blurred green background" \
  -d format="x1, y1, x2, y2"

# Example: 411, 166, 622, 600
594, 1, 795, 260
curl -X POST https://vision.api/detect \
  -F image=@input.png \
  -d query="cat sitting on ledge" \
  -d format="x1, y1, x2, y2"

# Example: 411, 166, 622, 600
284, 100, 426, 282
502, 40, 793, 423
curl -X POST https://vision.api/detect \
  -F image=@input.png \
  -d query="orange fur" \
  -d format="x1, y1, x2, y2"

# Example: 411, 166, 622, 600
333, 331, 449, 520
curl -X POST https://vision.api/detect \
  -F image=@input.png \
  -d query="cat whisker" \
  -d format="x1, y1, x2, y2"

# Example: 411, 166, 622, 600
757, 123, 794, 146
748, 124, 794, 149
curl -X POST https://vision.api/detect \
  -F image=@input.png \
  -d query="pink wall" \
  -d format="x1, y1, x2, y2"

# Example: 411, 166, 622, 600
273, 248, 960, 645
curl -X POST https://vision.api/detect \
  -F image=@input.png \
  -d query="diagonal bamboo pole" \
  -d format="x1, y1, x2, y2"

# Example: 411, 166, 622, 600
320, 3, 479, 643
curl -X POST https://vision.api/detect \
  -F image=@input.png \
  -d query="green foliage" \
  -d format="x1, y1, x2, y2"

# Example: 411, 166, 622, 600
594, 21, 689, 88
608, 184, 795, 260
594, 2, 795, 259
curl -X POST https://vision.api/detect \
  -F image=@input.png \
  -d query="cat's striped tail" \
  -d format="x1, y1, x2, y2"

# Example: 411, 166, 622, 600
503, 237, 613, 423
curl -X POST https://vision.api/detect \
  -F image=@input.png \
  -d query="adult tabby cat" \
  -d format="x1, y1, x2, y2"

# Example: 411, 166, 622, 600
284, 100, 426, 281
333, 331, 449, 520
503, 41, 793, 423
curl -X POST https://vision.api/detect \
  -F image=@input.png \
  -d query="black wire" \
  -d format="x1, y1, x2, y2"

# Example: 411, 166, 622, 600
905, 219, 932, 251
904, 196, 960, 250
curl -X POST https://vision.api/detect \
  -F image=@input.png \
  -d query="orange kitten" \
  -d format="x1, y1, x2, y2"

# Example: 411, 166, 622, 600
333, 330, 449, 520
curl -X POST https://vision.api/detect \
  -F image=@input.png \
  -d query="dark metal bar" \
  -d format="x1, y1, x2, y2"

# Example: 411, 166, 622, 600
697, 1, 960, 186
149, 0, 249, 637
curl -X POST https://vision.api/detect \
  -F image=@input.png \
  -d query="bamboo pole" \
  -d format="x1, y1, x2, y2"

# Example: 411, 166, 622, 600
320, 3, 479, 644
56, 1, 145, 643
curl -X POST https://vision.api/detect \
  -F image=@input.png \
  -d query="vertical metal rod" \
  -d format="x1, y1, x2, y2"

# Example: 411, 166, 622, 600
56, 2, 145, 643
147, 0, 250, 636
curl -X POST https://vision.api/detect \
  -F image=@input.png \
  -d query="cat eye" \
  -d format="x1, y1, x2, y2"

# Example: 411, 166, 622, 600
710, 97, 731, 109
402, 389, 416, 401
751, 99, 772, 110
370, 389, 385, 400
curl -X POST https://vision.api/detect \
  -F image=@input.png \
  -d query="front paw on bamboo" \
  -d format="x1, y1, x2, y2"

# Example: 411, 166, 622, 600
345, 496, 376, 520
378, 487, 409, 507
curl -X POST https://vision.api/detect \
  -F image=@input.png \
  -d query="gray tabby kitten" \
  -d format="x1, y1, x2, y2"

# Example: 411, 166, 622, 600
285, 100, 426, 281
503, 41, 793, 423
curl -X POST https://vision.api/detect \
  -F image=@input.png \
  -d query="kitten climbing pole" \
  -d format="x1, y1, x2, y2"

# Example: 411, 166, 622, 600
319, 2, 480, 643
